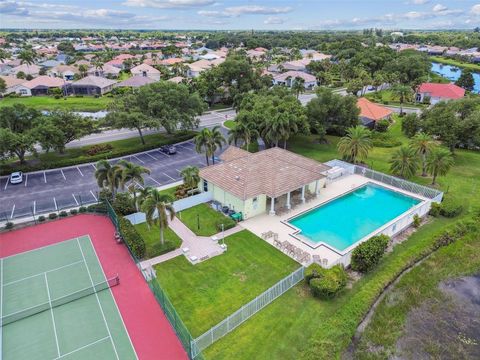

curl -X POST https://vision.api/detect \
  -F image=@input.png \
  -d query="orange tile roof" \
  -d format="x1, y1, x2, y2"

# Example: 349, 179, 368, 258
357, 97, 393, 122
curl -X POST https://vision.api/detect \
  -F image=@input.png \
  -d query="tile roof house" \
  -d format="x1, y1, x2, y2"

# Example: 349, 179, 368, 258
87, 64, 121, 78
199, 146, 330, 218
357, 98, 393, 128
0, 75, 25, 94
130, 63, 161, 81
15, 76, 67, 96
272, 70, 317, 89
115, 75, 157, 88
416, 83, 465, 105
71, 76, 117, 95
11, 64, 41, 77
48, 65, 79, 81
168, 76, 186, 84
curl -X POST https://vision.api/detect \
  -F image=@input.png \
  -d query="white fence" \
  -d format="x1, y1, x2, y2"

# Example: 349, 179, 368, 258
124, 192, 213, 225
190, 266, 305, 358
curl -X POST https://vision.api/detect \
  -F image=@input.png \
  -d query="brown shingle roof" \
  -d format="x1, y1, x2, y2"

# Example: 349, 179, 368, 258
200, 146, 330, 200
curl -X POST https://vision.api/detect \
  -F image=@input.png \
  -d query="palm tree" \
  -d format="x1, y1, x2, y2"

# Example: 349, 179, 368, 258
18, 49, 36, 66
410, 132, 437, 177
291, 77, 305, 99
337, 126, 373, 164
180, 166, 200, 191
118, 160, 151, 210
137, 186, 153, 210
94, 160, 123, 198
194, 126, 226, 165
391, 84, 412, 115
426, 148, 454, 185
78, 64, 88, 78
141, 189, 175, 246
389, 146, 419, 179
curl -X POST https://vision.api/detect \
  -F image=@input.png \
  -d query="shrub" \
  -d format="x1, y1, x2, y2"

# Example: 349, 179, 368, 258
440, 201, 463, 218
38, 215, 46, 222
429, 202, 442, 217
79, 206, 87, 213
375, 119, 390, 133
215, 217, 236, 232
305, 263, 325, 282
86, 144, 113, 156
309, 265, 347, 299
371, 132, 402, 148
59, 211, 68, 217
412, 214, 421, 228
54, 94, 62, 99
118, 217, 146, 259
432, 220, 475, 250
350, 234, 390, 273
112, 193, 136, 216
4, 222, 14, 230
87, 203, 107, 213
70, 209, 78, 215
49, 213, 58, 220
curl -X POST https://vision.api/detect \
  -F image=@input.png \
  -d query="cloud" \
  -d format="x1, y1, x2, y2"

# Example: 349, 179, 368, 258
122, 0, 215, 8
471, 4, 480, 15
433, 4, 447, 12
264, 16, 286, 25
223, 5, 292, 16
0, 0, 29, 15
197, 10, 220, 17
408, 0, 430, 4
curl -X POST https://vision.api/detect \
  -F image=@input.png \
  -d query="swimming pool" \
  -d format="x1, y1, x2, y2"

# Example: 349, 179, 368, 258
287, 183, 421, 253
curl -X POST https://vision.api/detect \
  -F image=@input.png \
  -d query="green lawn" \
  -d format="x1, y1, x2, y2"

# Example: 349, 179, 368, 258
178, 203, 236, 237
134, 222, 182, 259
430, 55, 480, 72
154, 230, 300, 337
364, 90, 422, 108
1, 131, 196, 176
223, 120, 236, 129
0, 96, 112, 111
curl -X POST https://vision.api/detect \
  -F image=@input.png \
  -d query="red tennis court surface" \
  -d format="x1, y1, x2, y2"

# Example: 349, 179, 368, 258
0, 214, 188, 360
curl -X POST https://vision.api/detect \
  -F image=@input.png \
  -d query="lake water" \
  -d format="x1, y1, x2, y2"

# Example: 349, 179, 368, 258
431, 62, 480, 93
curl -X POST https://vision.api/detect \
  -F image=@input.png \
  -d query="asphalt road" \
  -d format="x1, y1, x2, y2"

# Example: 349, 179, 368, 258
0, 140, 217, 220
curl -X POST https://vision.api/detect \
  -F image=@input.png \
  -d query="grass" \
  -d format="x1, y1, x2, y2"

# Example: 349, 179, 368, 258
0, 95, 112, 111
135, 222, 182, 259
223, 120, 236, 129
201, 118, 480, 359
1, 130, 196, 175
364, 90, 422, 108
154, 230, 300, 337
178, 203, 236, 237
209, 103, 232, 111
430, 55, 480, 72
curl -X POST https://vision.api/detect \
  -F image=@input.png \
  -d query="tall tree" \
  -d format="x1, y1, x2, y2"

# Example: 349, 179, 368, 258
141, 189, 175, 246
391, 84, 412, 115
180, 166, 200, 191
426, 147, 454, 185
410, 132, 437, 176
389, 146, 419, 179
118, 160, 151, 210
194, 126, 226, 165
455, 70, 475, 92
94, 160, 123, 198
291, 77, 305, 99
18, 49, 36, 65
337, 126, 373, 164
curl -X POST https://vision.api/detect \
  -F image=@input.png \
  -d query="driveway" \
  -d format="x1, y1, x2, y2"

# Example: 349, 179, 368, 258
0, 140, 220, 220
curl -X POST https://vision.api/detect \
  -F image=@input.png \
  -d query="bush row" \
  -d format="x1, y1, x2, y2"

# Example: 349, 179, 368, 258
305, 263, 348, 299
429, 201, 464, 218
118, 217, 146, 259
350, 234, 390, 273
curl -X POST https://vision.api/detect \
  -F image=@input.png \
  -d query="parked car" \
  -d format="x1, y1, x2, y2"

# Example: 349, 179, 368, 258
160, 145, 177, 155
10, 171, 23, 184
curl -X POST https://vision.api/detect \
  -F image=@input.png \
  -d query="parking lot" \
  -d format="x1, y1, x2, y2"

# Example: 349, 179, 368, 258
0, 140, 215, 220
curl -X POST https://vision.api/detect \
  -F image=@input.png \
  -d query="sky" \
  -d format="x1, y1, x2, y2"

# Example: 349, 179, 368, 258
1, 0, 480, 30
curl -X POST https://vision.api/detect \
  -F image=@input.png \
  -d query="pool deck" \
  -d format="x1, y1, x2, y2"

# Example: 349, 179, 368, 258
241, 174, 429, 267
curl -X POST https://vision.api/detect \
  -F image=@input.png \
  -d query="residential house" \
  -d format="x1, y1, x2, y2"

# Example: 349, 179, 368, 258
114, 75, 157, 88
416, 83, 465, 105
199, 146, 330, 219
168, 76, 186, 84
15, 76, 67, 96
0, 75, 25, 94
48, 65, 79, 81
130, 63, 161, 81
357, 98, 393, 128
39, 60, 62, 69
71, 76, 116, 95
87, 64, 121, 78
11, 64, 41, 78
272, 71, 317, 89
186, 58, 225, 78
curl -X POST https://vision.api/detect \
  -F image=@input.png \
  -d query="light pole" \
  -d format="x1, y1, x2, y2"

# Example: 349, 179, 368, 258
221, 223, 225, 245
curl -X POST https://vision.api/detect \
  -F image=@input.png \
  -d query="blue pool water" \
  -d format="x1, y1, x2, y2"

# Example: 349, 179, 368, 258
288, 183, 420, 252
431, 62, 480, 93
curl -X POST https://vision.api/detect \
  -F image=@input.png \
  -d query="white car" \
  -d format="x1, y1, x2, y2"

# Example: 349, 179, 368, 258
10, 171, 23, 184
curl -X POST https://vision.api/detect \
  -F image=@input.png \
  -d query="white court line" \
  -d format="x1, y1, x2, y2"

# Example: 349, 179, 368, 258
3, 260, 85, 287
132, 155, 144, 164
163, 172, 175, 181
44, 273, 61, 357
53, 197, 58, 210
33, 201, 36, 215
90, 190, 98, 201
148, 176, 161, 186
72, 194, 79, 206
60, 169, 66, 180
24, 173, 28, 187
10, 204, 15, 219
145, 152, 157, 160
76, 239, 120, 360
44, 171, 47, 183
77, 166, 84, 176
4, 178, 8, 190
55, 336, 111, 359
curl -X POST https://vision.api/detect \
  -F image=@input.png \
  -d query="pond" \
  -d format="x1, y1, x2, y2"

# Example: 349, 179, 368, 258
431, 62, 480, 93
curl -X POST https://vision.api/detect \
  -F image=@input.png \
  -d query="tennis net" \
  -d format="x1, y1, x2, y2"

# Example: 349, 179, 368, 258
1, 274, 119, 326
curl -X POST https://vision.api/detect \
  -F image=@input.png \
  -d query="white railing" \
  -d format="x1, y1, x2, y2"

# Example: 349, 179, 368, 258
190, 266, 305, 358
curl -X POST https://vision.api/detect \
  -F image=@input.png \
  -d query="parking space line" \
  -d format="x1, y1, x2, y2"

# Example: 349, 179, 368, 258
44, 171, 47, 183
177, 144, 192, 151
145, 152, 157, 160
4, 178, 8, 190
163, 172, 175, 181
33, 201, 36, 215
77, 166, 84, 177
134, 181, 144, 190
132, 155, 144, 164
53, 197, 58, 210
91, 163, 97, 170
24, 173, 28, 187
175, 169, 182, 173
156, 149, 169, 157
10, 204, 15, 219
90, 190, 98, 201
148, 176, 161, 186
60, 169, 66, 180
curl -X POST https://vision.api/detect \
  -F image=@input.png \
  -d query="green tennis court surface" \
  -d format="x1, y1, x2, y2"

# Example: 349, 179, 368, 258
0, 235, 137, 360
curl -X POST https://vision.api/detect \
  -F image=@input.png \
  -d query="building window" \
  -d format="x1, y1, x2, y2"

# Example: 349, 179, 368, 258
203, 180, 208, 192
252, 197, 258, 210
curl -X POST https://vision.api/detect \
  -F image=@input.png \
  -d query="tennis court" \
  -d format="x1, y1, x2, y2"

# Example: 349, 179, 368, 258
0, 235, 137, 360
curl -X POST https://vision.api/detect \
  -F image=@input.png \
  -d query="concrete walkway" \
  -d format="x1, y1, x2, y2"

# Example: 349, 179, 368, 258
139, 220, 244, 269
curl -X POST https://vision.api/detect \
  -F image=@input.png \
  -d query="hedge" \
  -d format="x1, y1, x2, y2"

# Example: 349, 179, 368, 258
350, 234, 390, 273
307, 264, 348, 299
118, 217, 146, 259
